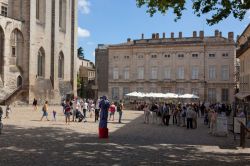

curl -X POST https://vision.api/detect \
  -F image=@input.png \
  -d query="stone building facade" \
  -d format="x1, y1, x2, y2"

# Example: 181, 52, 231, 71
100, 31, 235, 103
236, 23, 250, 101
0, 0, 78, 104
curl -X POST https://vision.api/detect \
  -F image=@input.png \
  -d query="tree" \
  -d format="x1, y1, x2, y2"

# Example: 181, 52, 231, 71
77, 47, 84, 59
136, 0, 250, 25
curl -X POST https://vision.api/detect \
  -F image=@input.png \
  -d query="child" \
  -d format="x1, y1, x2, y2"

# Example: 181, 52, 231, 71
53, 110, 56, 121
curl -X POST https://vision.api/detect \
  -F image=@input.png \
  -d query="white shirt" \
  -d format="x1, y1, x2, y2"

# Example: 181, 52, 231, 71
83, 102, 88, 109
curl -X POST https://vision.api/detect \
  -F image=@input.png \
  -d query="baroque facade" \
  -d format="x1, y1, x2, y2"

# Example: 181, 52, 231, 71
97, 31, 235, 103
0, 0, 78, 104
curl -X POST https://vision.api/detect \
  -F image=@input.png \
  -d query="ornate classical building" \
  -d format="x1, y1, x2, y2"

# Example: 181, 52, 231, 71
236, 23, 250, 101
96, 31, 235, 103
0, 0, 78, 104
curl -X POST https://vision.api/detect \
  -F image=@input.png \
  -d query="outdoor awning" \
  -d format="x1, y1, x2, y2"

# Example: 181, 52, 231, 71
235, 92, 250, 100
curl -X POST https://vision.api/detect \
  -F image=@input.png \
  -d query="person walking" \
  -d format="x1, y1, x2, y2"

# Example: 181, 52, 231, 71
186, 106, 193, 129
40, 101, 49, 121
109, 102, 116, 121
162, 103, 170, 126
143, 104, 150, 124
209, 109, 217, 134
33, 98, 38, 111
52, 110, 57, 121
95, 98, 100, 122
117, 100, 124, 123
64, 99, 71, 125
83, 99, 88, 119
181, 106, 187, 127
4, 105, 11, 119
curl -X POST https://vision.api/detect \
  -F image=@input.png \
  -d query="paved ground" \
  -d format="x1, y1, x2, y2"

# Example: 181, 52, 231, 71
0, 105, 250, 166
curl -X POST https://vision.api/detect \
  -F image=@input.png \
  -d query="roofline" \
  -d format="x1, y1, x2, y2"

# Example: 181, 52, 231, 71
237, 23, 250, 43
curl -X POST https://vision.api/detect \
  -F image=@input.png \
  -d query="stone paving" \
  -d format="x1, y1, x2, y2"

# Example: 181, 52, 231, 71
0, 105, 250, 166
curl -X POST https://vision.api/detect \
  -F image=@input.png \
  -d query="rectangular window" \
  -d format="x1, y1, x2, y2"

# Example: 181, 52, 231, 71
209, 66, 216, 80
124, 68, 130, 80
1, 6, 7, 17
176, 88, 185, 95
178, 54, 184, 58
164, 67, 171, 79
137, 87, 144, 93
191, 88, 199, 96
138, 67, 144, 79
192, 54, 198, 58
221, 65, 229, 81
209, 54, 215, 58
59, 0, 63, 27
222, 53, 229, 57
113, 68, 119, 80
151, 67, 157, 79
221, 88, 229, 102
177, 66, 184, 79
208, 88, 216, 103
191, 67, 199, 79
112, 87, 119, 100
123, 87, 130, 97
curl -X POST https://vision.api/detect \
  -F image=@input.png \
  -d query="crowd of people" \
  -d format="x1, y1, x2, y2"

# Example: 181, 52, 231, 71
33, 97, 124, 125
141, 102, 236, 134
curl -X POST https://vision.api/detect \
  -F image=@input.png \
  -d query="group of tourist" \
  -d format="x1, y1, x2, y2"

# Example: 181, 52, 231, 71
141, 102, 234, 134
33, 97, 124, 125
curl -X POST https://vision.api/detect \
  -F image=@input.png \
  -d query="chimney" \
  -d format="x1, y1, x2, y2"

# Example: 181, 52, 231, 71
171, 32, 174, 39
156, 33, 159, 39
141, 33, 144, 39
193, 31, 197, 37
127, 38, 131, 42
179, 32, 182, 38
152, 33, 156, 39
228, 32, 234, 41
163, 32, 166, 38
215, 30, 219, 37
199, 31, 204, 39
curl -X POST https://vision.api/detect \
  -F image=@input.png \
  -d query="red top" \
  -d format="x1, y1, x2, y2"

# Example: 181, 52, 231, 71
109, 105, 116, 113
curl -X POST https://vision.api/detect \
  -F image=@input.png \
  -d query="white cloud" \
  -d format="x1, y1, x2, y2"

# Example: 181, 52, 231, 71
78, 0, 91, 14
78, 27, 90, 38
92, 51, 95, 57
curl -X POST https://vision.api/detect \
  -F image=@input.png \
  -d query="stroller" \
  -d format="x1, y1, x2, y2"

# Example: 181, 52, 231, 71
76, 110, 84, 122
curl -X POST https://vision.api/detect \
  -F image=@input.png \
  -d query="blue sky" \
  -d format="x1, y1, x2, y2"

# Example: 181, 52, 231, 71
78, 0, 250, 63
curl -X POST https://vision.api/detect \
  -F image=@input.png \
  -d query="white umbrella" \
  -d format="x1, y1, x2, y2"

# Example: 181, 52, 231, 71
164, 93, 179, 98
179, 94, 199, 99
125, 91, 140, 97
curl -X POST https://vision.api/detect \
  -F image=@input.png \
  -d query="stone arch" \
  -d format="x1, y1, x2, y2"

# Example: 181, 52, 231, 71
0, 26, 4, 79
58, 51, 64, 79
17, 75, 22, 87
37, 47, 45, 77
10, 28, 24, 68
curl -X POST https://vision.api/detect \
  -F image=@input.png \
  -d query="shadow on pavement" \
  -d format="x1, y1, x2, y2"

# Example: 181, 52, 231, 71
0, 112, 249, 166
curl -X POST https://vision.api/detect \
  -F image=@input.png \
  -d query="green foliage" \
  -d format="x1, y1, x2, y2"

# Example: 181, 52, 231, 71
77, 47, 84, 59
136, 0, 250, 25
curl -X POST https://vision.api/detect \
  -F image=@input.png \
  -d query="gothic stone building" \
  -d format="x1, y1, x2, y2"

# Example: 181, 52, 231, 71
96, 31, 236, 104
0, 0, 78, 104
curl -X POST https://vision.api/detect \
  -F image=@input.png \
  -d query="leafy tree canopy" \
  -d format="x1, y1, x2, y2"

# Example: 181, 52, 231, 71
136, 0, 250, 25
77, 47, 84, 59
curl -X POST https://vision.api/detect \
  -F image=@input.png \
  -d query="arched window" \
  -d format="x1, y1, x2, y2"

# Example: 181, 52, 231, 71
37, 48, 45, 77
17, 75, 22, 87
59, 0, 66, 30
36, 0, 46, 23
58, 52, 64, 79
0, 26, 4, 76
10, 29, 24, 67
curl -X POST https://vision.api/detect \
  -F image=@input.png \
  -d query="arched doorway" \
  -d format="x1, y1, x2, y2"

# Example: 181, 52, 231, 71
10, 29, 24, 68
0, 26, 5, 79
17, 75, 22, 87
